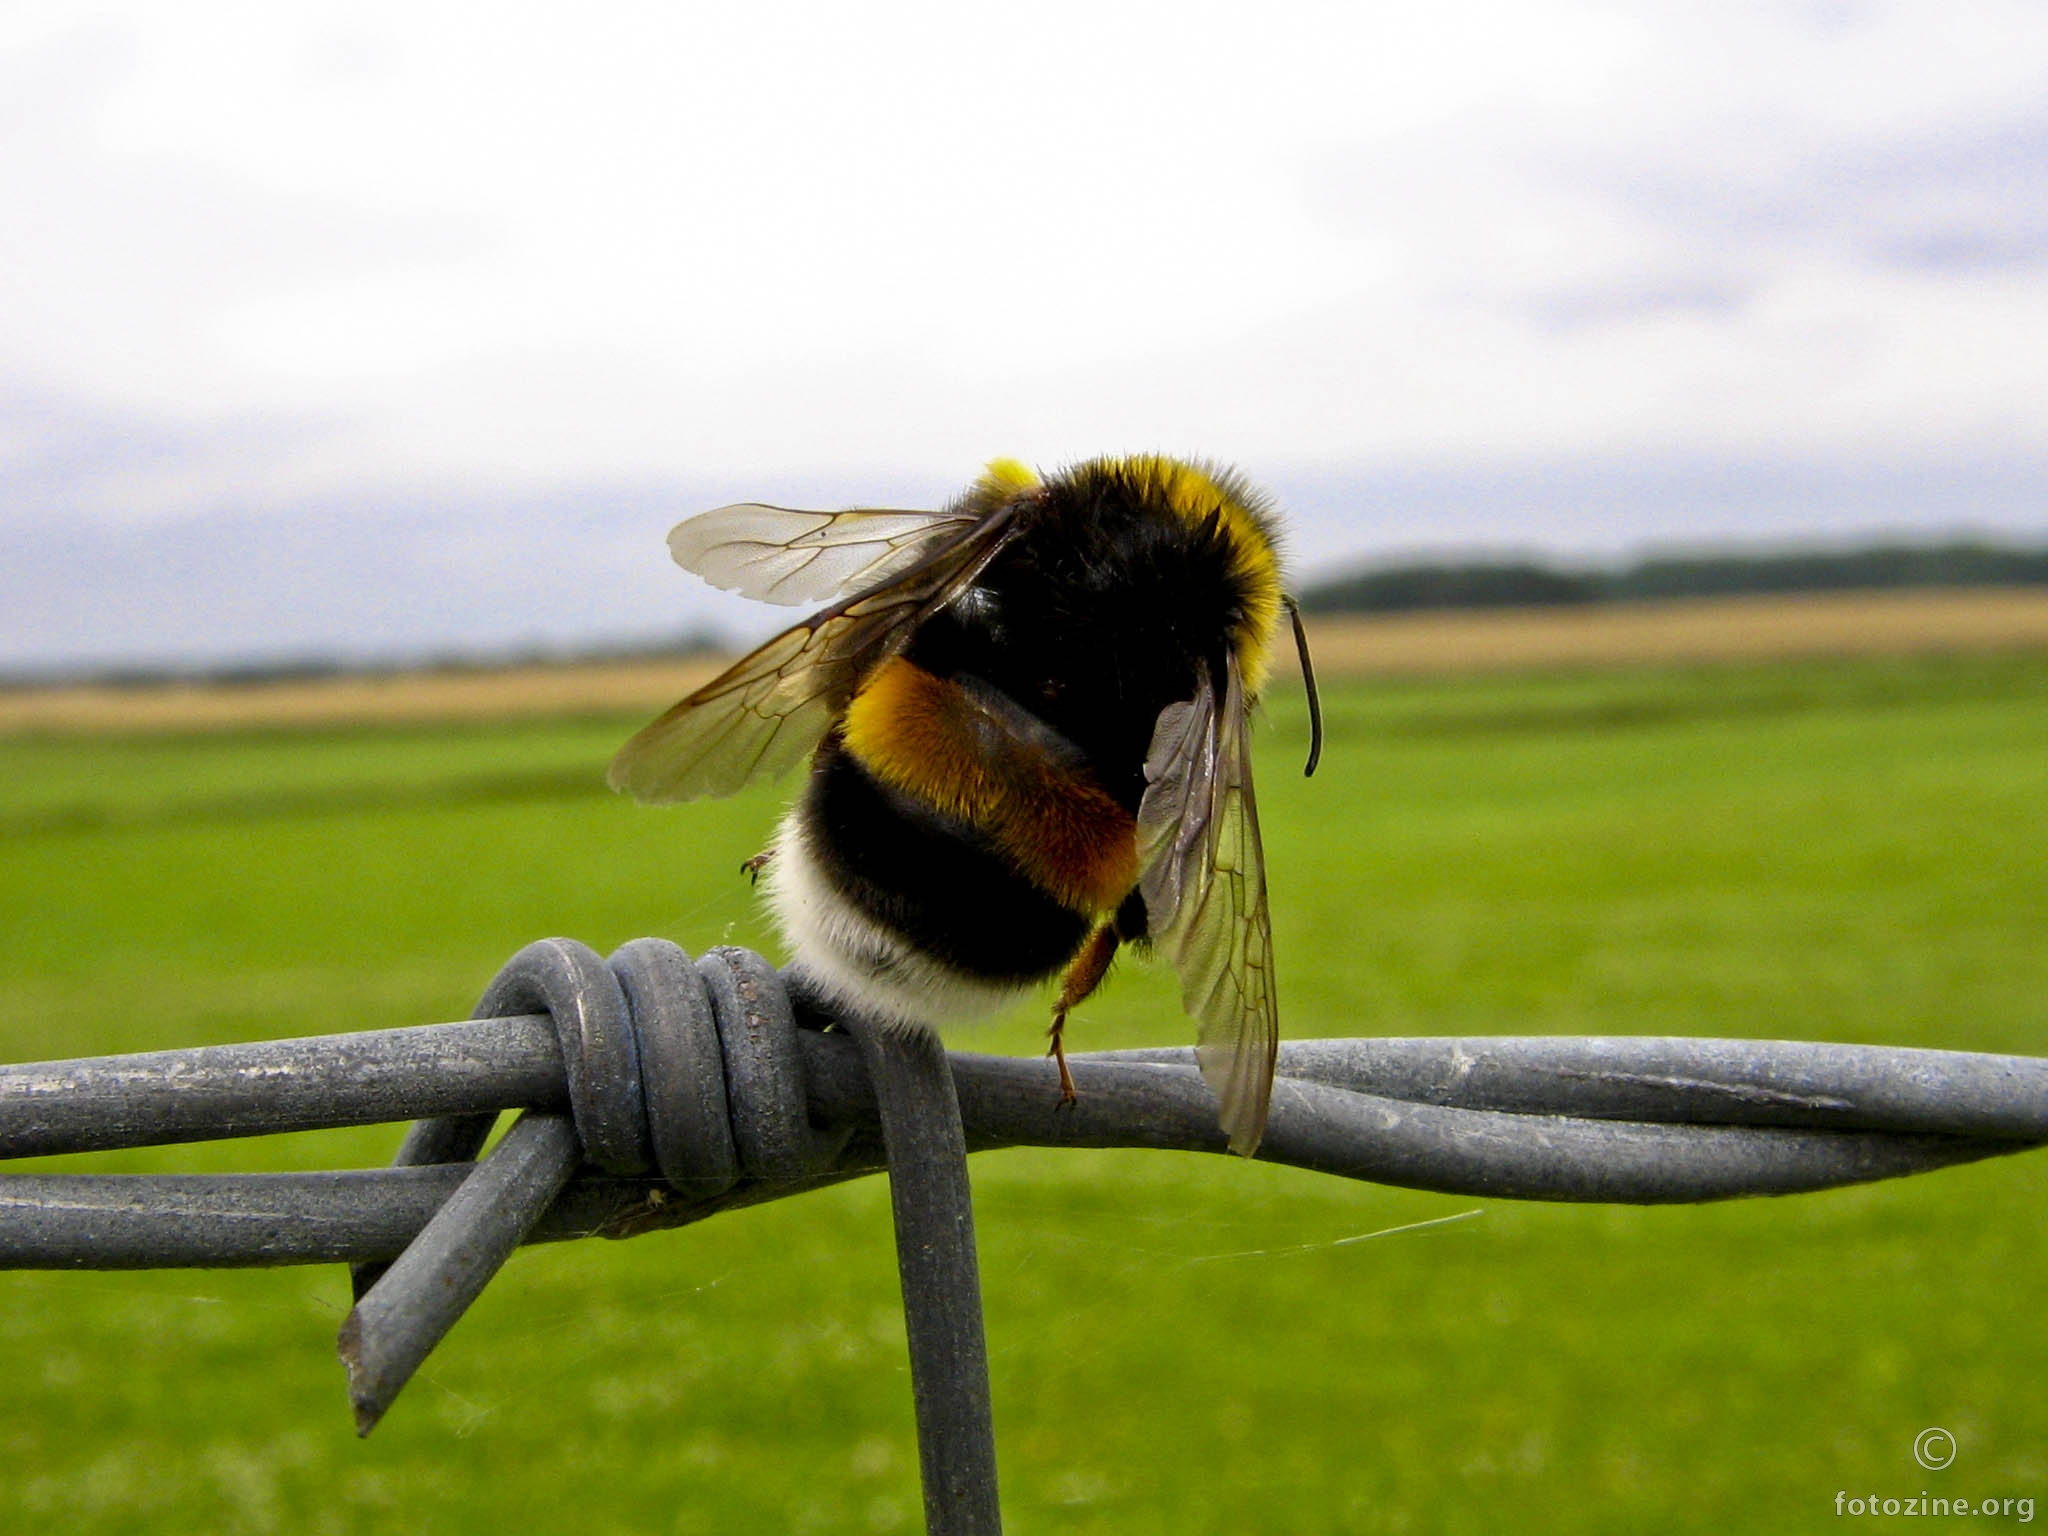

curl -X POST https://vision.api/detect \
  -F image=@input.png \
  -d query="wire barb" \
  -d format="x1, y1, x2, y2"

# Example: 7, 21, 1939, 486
337, 937, 851, 1432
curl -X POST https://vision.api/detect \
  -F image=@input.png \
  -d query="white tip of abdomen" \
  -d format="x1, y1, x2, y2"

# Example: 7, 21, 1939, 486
763, 804, 1028, 1030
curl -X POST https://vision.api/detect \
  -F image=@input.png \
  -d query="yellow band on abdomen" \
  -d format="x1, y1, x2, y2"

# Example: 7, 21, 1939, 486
842, 657, 1138, 916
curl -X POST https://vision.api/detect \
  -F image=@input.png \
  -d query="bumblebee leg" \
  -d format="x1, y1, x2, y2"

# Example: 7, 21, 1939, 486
1049, 924, 1120, 1106
1047, 1013, 1079, 1105
740, 846, 778, 884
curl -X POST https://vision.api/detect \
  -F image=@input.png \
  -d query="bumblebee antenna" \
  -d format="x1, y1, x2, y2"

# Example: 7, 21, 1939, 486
1286, 597, 1322, 777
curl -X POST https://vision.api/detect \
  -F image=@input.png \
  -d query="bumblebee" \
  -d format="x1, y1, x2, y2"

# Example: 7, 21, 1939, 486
609, 455, 1320, 1154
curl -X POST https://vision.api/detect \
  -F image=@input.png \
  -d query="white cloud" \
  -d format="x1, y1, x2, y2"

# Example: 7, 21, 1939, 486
0, 0, 2043, 564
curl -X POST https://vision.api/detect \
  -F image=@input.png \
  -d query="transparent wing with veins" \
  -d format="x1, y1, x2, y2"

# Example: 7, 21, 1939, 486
1135, 653, 1279, 1156
668, 503, 981, 608
609, 502, 1022, 804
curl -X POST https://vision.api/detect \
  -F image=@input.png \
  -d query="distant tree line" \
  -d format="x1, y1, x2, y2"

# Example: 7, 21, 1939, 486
1296, 541, 2048, 615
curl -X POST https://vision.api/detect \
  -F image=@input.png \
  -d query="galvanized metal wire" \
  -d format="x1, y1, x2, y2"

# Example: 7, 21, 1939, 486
3, 935, 2045, 1536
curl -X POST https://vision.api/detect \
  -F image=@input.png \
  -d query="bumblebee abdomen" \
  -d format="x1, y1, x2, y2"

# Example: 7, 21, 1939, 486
801, 738, 1091, 981
764, 655, 1143, 1027
842, 657, 1139, 915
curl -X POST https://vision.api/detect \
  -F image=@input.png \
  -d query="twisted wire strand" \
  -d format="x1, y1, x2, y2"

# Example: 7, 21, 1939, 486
5, 1011, 2042, 1227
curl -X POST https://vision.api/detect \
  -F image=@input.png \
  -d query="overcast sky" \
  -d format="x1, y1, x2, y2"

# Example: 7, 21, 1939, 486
4, 1, 2046, 671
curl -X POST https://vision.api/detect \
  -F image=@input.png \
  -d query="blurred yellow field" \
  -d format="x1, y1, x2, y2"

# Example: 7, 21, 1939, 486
0, 655, 726, 735
5, 586, 2047, 735
1284, 586, 2048, 679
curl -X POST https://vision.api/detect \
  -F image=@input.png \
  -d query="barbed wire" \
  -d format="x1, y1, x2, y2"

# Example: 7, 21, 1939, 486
4, 935, 2044, 1536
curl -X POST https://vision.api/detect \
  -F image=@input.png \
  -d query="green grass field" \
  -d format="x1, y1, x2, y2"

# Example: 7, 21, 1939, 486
3, 652, 2045, 1534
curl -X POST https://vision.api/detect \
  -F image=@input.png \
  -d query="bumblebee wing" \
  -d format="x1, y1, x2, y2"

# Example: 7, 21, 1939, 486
610, 503, 1024, 803
1136, 653, 1278, 1156
669, 503, 980, 607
